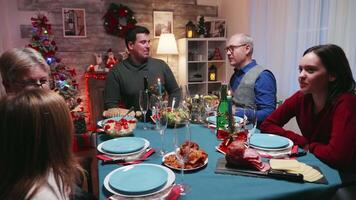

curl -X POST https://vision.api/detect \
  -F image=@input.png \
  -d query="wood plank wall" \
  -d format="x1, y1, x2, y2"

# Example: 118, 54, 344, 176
18, 0, 218, 117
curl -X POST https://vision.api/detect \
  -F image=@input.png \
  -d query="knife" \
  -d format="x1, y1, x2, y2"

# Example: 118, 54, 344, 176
268, 169, 304, 182
290, 149, 307, 157
217, 158, 304, 183
100, 148, 155, 164
119, 106, 135, 119
226, 165, 303, 182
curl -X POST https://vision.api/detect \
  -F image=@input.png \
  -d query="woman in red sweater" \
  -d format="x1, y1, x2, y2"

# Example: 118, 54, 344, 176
260, 44, 356, 170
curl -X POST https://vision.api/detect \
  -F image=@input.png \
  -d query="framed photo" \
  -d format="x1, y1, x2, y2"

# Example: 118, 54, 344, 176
153, 11, 173, 38
62, 8, 86, 38
205, 18, 226, 38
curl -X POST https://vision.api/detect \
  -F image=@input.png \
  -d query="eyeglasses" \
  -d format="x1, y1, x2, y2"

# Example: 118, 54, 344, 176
14, 79, 49, 88
224, 44, 248, 53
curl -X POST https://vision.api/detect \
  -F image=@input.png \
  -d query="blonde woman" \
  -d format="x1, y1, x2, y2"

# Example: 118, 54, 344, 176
0, 47, 50, 96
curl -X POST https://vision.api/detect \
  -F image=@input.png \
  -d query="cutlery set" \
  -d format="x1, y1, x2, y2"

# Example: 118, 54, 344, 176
98, 148, 155, 165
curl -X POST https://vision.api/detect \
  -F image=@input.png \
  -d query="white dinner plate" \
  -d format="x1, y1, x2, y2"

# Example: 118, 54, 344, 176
97, 138, 150, 157
162, 151, 208, 171
103, 164, 175, 197
249, 134, 293, 151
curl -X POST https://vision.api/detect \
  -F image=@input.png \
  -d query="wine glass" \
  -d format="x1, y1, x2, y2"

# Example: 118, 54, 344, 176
174, 117, 191, 195
150, 94, 162, 129
180, 85, 190, 101
153, 98, 168, 156
177, 85, 192, 118
139, 90, 149, 130
242, 104, 257, 146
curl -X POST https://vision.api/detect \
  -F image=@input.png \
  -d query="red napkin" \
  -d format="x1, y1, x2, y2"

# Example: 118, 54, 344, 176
165, 185, 181, 200
97, 148, 155, 165
289, 145, 299, 160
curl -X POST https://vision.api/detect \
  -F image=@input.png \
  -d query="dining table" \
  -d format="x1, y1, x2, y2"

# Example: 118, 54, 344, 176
96, 122, 354, 200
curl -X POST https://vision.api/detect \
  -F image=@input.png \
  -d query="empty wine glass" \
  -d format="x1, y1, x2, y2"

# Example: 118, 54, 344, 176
231, 103, 256, 142
181, 85, 190, 101
155, 100, 168, 156
179, 85, 191, 109
139, 90, 149, 130
174, 117, 191, 195
242, 104, 257, 146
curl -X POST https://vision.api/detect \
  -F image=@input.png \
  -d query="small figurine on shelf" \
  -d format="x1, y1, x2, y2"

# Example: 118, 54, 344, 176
105, 48, 118, 70
212, 48, 223, 60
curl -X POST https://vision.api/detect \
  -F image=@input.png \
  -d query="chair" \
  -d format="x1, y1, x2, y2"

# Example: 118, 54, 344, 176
332, 184, 356, 200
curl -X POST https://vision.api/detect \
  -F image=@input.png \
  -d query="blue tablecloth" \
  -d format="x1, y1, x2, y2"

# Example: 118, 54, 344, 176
97, 123, 348, 200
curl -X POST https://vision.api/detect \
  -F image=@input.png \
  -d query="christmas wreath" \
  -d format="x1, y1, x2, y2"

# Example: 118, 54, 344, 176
103, 3, 137, 38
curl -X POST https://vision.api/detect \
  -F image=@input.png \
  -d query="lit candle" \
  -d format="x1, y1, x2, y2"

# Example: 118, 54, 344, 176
157, 78, 162, 96
187, 30, 193, 38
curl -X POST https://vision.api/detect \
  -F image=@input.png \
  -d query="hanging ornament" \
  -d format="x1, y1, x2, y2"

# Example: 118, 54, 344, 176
103, 3, 137, 38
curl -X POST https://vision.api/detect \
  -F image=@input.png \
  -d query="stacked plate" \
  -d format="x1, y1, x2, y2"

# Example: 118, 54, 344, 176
206, 116, 243, 126
249, 134, 293, 158
206, 115, 242, 127
97, 137, 150, 160
104, 164, 175, 197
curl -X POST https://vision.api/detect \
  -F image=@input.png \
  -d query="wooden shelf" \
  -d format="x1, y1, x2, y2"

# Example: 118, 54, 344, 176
178, 38, 228, 95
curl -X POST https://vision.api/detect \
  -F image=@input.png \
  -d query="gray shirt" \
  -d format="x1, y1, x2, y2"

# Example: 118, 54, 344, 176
104, 57, 180, 111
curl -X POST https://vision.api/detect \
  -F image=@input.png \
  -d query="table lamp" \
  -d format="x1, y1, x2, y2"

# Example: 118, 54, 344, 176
157, 33, 178, 64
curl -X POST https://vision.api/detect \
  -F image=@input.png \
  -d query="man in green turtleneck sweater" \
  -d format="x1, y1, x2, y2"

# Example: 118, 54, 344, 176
104, 26, 180, 115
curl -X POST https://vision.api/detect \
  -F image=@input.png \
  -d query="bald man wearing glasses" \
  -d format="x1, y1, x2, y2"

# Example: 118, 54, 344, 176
226, 33, 277, 126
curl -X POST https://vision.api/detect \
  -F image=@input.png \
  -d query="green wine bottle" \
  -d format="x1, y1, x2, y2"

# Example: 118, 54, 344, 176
216, 84, 229, 140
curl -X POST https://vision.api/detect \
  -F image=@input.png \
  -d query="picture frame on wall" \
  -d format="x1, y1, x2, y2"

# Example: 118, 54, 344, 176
204, 18, 226, 38
62, 8, 86, 38
153, 11, 173, 38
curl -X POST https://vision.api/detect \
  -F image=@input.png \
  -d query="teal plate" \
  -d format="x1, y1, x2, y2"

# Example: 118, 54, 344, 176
206, 116, 242, 124
109, 164, 168, 195
250, 134, 290, 149
101, 137, 145, 154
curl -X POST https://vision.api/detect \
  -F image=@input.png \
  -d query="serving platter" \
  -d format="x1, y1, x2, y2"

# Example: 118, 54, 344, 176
162, 151, 208, 171
97, 115, 136, 127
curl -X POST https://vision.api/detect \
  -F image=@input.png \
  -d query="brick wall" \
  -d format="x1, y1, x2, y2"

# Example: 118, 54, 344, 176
18, 0, 218, 117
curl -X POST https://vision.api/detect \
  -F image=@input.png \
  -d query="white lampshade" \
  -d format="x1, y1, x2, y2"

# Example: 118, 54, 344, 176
157, 33, 178, 55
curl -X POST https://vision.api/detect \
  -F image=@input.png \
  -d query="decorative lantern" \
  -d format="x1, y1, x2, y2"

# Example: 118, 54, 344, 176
208, 64, 217, 81
186, 21, 195, 38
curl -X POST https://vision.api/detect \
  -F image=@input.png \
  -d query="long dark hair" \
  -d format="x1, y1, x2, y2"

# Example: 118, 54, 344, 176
0, 89, 81, 199
303, 44, 355, 102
